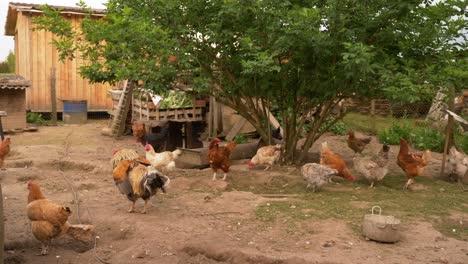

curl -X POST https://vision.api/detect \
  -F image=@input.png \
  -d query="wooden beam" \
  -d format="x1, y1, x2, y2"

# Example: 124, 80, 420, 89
50, 67, 57, 125
225, 117, 247, 141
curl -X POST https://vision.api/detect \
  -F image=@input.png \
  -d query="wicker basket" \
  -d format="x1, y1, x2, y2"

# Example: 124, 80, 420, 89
362, 206, 401, 243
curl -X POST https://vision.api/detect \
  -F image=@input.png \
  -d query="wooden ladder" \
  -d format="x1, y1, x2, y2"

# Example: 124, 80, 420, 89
110, 80, 134, 137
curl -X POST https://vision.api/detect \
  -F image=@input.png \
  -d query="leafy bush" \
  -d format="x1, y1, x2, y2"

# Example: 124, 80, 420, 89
377, 120, 412, 145
410, 128, 445, 153
377, 121, 445, 152
233, 135, 248, 144
26, 112, 47, 125
455, 133, 468, 153
318, 117, 348, 135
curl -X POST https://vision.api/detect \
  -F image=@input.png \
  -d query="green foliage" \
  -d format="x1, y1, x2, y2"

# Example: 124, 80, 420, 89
0, 62, 9, 73
26, 112, 48, 125
377, 120, 445, 152
7, 51, 15, 73
233, 135, 248, 144
157, 90, 192, 109
377, 120, 412, 145
0, 51, 15, 73
410, 128, 445, 153
455, 132, 468, 153
317, 117, 348, 135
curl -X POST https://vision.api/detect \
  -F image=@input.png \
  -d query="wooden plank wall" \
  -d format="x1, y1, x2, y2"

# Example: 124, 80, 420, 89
0, 89, 27, 130
15, 12, 113, 112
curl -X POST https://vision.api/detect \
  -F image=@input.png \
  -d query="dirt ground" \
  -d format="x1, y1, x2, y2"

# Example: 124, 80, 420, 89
1, 121, 467, 264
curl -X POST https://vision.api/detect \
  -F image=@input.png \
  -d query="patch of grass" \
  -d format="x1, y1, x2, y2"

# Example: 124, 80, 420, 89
243, 172, 468, 241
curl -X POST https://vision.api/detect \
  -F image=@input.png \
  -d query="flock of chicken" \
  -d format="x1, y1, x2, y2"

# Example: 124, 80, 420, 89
1, 122, 466, 256
302, 131, 432, 192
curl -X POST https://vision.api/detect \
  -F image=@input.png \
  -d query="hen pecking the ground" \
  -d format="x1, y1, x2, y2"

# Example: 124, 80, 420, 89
27, 181, 94, 255
301, 163, 338, 192
320, 142, 355, 183
248, 144, 282, 171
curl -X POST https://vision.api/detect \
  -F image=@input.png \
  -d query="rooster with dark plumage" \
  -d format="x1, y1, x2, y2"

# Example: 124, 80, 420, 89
112, 150, 170, 213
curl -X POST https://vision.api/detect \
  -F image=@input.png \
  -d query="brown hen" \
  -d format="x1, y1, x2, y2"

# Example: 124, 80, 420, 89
207, 138, 237, 180
397, 137, 431, 189
27, 181, 94, 255
347, 130, 371, 155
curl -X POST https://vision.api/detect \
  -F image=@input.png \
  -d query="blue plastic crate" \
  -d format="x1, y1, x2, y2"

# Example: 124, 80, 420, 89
63, 100, 87, 113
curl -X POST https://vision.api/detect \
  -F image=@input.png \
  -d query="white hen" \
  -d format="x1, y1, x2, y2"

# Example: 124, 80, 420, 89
301, 163, 338, 192
145, 143, 182, 171
448, 146, 468, 186
248, 144, 282, 171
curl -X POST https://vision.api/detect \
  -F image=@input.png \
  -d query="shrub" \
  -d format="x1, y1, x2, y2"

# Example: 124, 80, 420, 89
455, 132, 468, 153
318, 117, 348, 135
377, 121, 445, 152
410, 128, 445, 153
377, 120, 412, 145
233, 134, 248, 144
26, 112, 47, 125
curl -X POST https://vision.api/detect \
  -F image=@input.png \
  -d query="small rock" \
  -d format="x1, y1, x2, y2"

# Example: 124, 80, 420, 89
322, 240, 335, 247
290, 204, 296, 209
435, 236, 448, 242
436, 257, 449, 264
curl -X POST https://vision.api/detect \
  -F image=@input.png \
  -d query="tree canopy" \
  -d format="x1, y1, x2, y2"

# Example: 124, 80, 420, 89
34, 0, 467, 163
0, 51, 15, 73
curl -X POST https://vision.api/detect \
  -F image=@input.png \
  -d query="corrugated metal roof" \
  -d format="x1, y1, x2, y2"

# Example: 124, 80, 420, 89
0, 75, 31, 90
5, 2, 106, 36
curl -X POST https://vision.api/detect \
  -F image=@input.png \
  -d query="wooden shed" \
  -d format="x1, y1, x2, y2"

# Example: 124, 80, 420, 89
0, 75, 30, 130
4, 2, 113, 112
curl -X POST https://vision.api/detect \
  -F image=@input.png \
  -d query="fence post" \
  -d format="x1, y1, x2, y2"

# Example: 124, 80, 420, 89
440, 87, 455, 177
50, 67, 57, 125
370, 99, 376, 133
0, 183, 4, 264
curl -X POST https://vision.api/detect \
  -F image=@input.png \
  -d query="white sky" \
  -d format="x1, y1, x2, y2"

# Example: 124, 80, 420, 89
0, 0, 107, 62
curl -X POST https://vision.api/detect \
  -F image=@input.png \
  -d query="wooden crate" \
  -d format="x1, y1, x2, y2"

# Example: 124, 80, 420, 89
132, 98, 205, 122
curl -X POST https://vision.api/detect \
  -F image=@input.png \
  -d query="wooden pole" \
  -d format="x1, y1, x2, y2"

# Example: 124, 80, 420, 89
50, 67, 57, 125
440, 87, 455, 177
208, 96, 214, 138
0, 184, 4, 264
370, 99, 376, 133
